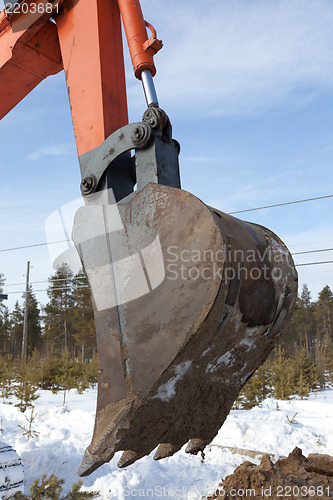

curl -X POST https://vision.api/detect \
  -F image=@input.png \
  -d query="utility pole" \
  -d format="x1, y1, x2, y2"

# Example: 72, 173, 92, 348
22, 260, 30, 359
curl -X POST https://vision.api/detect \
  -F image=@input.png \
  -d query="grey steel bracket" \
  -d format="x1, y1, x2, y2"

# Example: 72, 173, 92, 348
79, 107, 181, 200
135, 107, 181, 191
79, 122, 152, 196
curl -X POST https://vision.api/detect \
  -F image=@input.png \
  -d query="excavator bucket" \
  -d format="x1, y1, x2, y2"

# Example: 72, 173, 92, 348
73, 178, 297, 475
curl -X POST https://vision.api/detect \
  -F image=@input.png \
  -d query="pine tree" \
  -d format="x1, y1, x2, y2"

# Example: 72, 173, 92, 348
54, 350, 77, 405
326, 336, 333, 385
10, 301, 24, 358
71, 270, 96, 360
0, 355, 14, 402
0, 272, 5, 308
312, 286, 333, 387
315, 285, 333, 341
300, 284, 314, 355
40, 353, 63, 391
84, 354, 98, 388
295, 371, 309, 400
0, 307, 11, 356
25, 288, 42, 355
18, 406, 40, 441
72, 355, 90, 394
13, 473, 99, 499
14, 287, 42, 357
44, 264, 75, 354
271, 346, 294, 399
238, 362, 272, 408
0, 273, 10, 355
282, 284, 314, 356
293, 347, 318, 395
14, 360, 40, 412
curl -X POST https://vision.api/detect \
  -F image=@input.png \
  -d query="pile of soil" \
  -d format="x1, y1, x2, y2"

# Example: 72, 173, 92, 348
209, 447, 333, 499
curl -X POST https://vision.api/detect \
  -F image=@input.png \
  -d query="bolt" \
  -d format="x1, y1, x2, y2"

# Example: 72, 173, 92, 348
142, 107, 162, 129
132, 125, 147, 144
81, 175, 96, 194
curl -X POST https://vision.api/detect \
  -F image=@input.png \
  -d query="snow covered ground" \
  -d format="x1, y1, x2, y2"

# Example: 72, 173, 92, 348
0, 388, 332, 499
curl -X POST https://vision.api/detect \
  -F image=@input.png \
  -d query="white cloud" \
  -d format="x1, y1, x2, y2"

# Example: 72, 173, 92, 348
27, 144, 70, 161
126, 0, 333, 117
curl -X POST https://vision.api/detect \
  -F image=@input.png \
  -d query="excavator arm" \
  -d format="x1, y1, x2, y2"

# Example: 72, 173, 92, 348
0, 0, 298, 476
0, 0, 161, 151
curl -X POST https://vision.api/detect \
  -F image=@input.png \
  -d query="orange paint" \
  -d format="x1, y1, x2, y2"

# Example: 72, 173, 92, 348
0, 18, 62, 120
56, 0, 128, 156
0, 0, 160, 156
117, 0, 162, 79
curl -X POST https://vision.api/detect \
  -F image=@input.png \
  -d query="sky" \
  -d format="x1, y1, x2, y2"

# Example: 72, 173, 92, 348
0, 0, 333, 311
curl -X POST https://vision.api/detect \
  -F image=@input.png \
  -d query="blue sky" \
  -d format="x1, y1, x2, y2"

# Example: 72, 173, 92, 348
1, 0, 333, 310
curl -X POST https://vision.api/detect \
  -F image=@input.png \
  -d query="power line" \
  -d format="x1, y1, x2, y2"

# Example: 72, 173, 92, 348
0, 208, 65, 223
0, 240, 70, 253
0, 195, 332, 253
228, 194, 333, 215
220, 172, 333, 199
5, 276, 85, 287
0, 196, 74, 212
296, 260, 333, 267
188, 148, 333, 183
184, 141, 333, 174
292, 248, 333, 256
1, 142, 332, 214
290, 238, 333, 252
1, 145, 333, 223
6, 285, 90, 295
2, 170, 332, 227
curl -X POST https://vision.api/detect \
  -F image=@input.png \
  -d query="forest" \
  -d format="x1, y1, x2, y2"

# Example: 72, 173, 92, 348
0, 264, 95, 361
0, 264, 332, 407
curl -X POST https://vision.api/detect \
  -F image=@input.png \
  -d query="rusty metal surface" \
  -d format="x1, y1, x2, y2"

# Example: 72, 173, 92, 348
72, 183, 297, 476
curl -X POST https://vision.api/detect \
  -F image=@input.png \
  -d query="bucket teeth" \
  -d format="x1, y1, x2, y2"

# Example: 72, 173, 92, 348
117, 450, 141, 469
78, 449, 104, 477
153, 443, 180, 460
185, 438, 207, 455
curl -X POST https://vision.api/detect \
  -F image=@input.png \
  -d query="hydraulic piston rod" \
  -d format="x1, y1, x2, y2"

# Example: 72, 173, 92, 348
141, 68, 159, 107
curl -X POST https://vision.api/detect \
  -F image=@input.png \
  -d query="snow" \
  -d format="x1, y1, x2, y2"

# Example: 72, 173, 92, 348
0, 388, 332, 499
213, 391, 333, 460
206, 351, 234, 373
152, 361, 192, 401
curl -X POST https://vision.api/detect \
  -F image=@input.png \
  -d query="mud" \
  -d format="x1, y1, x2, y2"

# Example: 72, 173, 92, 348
209, 447, 333, 499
